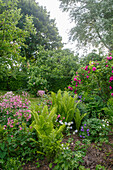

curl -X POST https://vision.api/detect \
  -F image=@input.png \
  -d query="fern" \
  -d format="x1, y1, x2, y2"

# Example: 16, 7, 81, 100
31, 105, 65, 161
74, 108, 87, 131
51, 90, 80, 122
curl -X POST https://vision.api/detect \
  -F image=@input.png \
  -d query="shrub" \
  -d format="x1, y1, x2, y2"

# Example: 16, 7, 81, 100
68, 53, 113, 102
0, 92, 37, 166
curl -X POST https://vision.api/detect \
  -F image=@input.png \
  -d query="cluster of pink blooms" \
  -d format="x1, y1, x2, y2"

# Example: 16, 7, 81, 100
68, 53, 113, 96
0, 92, 31, 136
37, 90, 45, 97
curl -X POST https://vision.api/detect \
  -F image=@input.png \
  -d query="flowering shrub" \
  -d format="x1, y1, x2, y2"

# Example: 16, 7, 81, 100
37, 90, 45, 97
0, 92, 31, 129
0, 92, 37, 164
68, 53, 113, 102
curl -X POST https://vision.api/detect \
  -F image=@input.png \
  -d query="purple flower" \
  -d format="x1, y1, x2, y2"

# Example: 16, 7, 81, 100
83, 136, 85, 138
78, 95, 82, 99
80, 135, 82, 138
84, 124, 86, 126
87, 129, 89, 131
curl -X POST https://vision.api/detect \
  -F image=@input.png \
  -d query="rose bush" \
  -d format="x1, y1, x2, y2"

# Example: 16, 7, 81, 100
68, 53, 113, 102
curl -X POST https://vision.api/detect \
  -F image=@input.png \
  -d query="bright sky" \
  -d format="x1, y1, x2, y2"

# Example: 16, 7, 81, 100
36, 0, 77, 52
36, 0, 105, 56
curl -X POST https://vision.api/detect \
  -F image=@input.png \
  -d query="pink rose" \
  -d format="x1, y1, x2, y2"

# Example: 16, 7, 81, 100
109, 86, 112, 89
92, 67, 96, 71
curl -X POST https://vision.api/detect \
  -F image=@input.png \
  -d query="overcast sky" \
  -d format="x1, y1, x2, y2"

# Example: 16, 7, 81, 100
36, 0, 104, 56
37, 0, 77, 52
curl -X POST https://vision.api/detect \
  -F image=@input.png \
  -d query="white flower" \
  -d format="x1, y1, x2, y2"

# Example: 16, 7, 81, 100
65, 122, 68, 125
75, 130, 78, 133
107, 124, 109, 126
59, 120, 63, 124
103, 124, 105, 127
68, 122, 71, 126
66, 147, 69, 150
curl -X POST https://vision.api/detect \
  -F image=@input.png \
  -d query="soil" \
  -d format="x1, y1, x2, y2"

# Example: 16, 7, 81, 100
23, 130, 113, 170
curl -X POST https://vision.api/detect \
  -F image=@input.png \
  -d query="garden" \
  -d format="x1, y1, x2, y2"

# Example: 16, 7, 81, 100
0, 0, 113, 169
0, 53, 113, 170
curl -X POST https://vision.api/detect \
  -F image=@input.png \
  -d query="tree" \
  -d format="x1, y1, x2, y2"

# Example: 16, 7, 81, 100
59, 0, 113, 51
0, 0, 36, 67
17, 0, 63, 59
27, 46, 79, 92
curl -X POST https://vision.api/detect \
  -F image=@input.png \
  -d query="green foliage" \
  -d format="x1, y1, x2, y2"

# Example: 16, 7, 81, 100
95, 164, 106, 170
83, 94, 106, 119
0, 92, 37, 164
79, 118, 110, 142
59, 0, 113, 51
102, 98, 113, 123
69, 53, 113, 112
80, 52, 103, 66
74, 108, 87, 131
17, 0, 63, 59
27, 47, 79, 93
51, 90, 79, 122
2, 157, 22, 170
53, 142, 86, 170
0, 0, 36, 67
31, 105, 65, 161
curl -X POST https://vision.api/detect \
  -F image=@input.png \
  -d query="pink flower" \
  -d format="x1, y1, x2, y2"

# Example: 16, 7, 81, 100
112, 70, 113, 73
107, 56, 110, 60
68, 86, 73, 91
106, 65, 108, 67
11, 135, 13, 137
110, 76, 113, 81
57, 114, 60, 118
92, 67, 96, 71
86, 76, 89, 78
74, 89, 77, 94
109, 86, 112, 89
85, 66, 88, 71
19, 126, 22, 130
63, 117, 65, 119
107, 56, 112, 60
74, 78, 77, 81
88, 69, 91, 73
109, 56, 112, 60
111, 93, 113, 96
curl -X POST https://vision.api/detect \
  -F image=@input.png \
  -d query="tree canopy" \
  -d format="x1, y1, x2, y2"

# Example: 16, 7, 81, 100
59, 0, 113, 51
17, 0, 63, 59
0, 0, 36, 67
